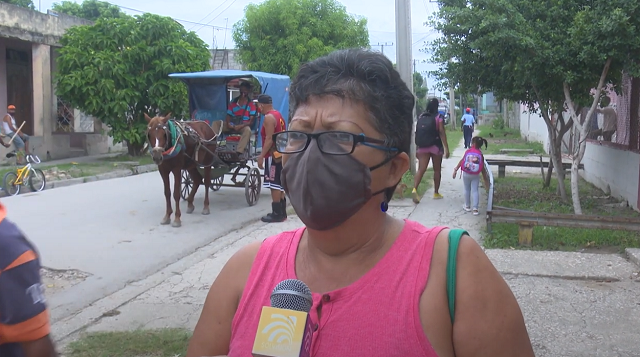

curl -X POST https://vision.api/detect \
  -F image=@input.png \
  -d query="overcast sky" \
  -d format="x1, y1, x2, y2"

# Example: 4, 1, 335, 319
38, 0, 445, 94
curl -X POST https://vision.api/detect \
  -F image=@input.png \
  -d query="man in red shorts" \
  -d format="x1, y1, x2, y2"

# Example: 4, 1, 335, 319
256, 94, 287, 223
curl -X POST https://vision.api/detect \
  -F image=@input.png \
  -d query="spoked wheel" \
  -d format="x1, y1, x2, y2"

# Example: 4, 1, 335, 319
3, 172, 20, 196
28, 168, 46, 192
244, 167, 262, 206
210, 176, 223, 191
180, 170, 193, 201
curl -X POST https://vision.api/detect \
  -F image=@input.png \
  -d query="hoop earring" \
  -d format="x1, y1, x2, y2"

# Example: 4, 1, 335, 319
380, 201, 389, 212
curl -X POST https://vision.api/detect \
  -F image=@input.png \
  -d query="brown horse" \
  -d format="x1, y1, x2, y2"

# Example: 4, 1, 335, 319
145, 113, 219, 227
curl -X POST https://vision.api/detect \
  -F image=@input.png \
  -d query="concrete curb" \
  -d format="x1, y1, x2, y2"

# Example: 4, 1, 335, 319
625, 248, 640, 267
51, 217, 275, 345
36, 164, 158, 191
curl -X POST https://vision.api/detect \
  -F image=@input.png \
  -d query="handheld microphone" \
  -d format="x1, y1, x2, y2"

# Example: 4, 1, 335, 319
252, 279, 314, 357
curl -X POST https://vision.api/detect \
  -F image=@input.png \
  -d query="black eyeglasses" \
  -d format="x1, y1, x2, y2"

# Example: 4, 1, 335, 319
272, 130, 398, 155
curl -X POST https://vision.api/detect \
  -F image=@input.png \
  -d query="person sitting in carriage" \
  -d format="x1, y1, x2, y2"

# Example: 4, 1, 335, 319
212, 81, 257, 160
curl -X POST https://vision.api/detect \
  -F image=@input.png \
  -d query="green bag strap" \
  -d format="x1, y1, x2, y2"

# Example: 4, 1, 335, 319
446, 228, 468, 324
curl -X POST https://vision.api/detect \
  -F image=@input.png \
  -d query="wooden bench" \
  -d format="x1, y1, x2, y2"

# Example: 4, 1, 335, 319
485, 158, 583, 178
487, 206, 640, 246
499, 148, 534, 154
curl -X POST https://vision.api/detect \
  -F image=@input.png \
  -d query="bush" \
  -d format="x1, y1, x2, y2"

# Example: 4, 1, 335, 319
491, 116, 505, 130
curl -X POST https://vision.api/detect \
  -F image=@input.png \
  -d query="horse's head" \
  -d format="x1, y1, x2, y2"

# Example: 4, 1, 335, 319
145, 112, 172, 165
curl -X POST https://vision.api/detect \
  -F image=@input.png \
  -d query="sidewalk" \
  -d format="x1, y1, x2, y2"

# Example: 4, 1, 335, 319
53, 137, 640, 357
408, 135, 640, 356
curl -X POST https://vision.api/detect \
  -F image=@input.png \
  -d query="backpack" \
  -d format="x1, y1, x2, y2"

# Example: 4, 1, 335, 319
415, 112, 440, 148
461, 148, 484, 175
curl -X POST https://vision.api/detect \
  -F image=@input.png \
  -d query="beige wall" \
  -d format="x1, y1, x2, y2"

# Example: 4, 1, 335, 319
0, 2, 91, 46
0, 7, 125, 160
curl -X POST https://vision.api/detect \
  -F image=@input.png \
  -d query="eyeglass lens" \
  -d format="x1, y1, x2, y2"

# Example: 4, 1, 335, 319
276, 132, 355, 154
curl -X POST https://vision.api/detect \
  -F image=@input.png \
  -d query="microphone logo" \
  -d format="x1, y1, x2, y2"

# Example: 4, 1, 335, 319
261, 313, 298, 345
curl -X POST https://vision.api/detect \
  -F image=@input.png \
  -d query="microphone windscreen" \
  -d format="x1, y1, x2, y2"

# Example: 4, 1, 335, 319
270, 279, 313, 313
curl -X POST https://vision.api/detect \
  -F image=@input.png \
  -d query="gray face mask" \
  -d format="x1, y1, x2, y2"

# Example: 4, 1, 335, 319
281, 140, 394, 231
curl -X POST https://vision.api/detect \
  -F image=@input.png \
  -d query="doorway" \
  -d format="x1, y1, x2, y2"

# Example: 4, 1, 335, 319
6, 48, 33, 136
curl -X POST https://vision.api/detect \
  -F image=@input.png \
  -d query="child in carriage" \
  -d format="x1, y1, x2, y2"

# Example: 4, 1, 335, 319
452, 136, 490, 216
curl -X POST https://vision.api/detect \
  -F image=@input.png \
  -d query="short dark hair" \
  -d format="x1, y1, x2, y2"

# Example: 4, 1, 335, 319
257, 94, 273, 104
239, 81, 251, 89
290, 48, 414, 201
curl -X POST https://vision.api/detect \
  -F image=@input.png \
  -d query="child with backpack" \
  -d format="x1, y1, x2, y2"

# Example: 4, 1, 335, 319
452, 136, 490, 216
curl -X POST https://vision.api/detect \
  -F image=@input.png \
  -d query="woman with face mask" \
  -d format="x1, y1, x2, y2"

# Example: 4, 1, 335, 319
186, 49, 535, 357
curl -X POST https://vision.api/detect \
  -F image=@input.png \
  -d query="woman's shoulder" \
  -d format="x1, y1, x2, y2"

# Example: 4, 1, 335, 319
225, 227, 304, 269
262, 227, 304, 245
401, 220, 449, 240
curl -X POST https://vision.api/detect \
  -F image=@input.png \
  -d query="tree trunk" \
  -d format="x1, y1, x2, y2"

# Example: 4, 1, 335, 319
126, 140, 145, 157
544, 157, 554, 187
545, 120, 568, 202
563, 58, 613, 215
540, 108, 569, 202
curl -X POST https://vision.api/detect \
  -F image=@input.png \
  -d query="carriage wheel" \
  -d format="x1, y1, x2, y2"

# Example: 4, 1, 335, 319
210, 176, 223, 191
180, 170, 193, 201
244, 167, 262, 206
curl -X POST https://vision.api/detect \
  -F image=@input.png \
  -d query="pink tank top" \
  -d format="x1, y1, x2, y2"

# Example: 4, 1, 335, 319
228, 220, 446, 357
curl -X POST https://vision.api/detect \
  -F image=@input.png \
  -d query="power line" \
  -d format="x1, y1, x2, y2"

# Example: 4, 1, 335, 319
192, 0, 238, 33
108, 2, 231, 30
188, 0, 230, 31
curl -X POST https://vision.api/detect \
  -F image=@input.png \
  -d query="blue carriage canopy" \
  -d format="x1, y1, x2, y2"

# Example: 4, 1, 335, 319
168, 70, 291, 131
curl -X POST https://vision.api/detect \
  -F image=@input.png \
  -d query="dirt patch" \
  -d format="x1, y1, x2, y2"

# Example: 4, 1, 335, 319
41, 267, 91, 295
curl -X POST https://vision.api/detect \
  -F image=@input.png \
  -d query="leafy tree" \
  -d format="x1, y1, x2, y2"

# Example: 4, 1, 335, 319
414, 72, 428, 113
430, 0, 640, 212
2, 0, 35, 10
55, 13, 211, 155
232, 0, 369, 78
51, 0, 127, 21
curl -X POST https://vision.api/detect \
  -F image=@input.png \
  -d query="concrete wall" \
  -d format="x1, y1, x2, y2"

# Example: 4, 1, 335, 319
581, 142, 639, 210
519, 103, 551, 153
210, 49, 243, 70
0, 2, 91, 46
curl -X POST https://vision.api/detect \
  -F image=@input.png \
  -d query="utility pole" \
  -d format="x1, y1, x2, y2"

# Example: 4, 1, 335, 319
372, 42, 394, 56
413, 59, 417, 74
449, 80, 456, 130
396, 0, 415, 174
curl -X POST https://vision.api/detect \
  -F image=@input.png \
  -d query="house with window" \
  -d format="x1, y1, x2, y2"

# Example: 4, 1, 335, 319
0, 2, 124, 160
518, 74, 640, 211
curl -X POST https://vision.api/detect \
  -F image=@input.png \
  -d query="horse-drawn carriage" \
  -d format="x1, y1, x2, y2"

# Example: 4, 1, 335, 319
146, 70, 290, 227
169, 70, 290, 206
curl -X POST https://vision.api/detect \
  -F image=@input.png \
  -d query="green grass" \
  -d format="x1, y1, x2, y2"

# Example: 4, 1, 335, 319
98, 154, 154, 166
66, 329, 191, 357
483, 176, 640, 252
444, 124, 464, 151
476, 123, 545, 156
397, 169, 434, 199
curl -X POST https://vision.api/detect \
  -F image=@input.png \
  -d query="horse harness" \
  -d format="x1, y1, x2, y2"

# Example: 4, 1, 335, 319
148, 119, 219, 166
148, 120, 185, 159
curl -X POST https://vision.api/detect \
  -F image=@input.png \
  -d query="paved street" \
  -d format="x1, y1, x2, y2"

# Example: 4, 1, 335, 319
49, 137, 640, 357
2, 171, 271, 323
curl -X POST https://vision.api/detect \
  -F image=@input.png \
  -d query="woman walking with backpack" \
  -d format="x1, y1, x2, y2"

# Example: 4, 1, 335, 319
453, 136, 490, 216
412, 98, 450, 203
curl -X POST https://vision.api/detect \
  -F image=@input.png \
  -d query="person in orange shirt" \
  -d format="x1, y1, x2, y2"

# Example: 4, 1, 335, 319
0, 203, 58, 357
